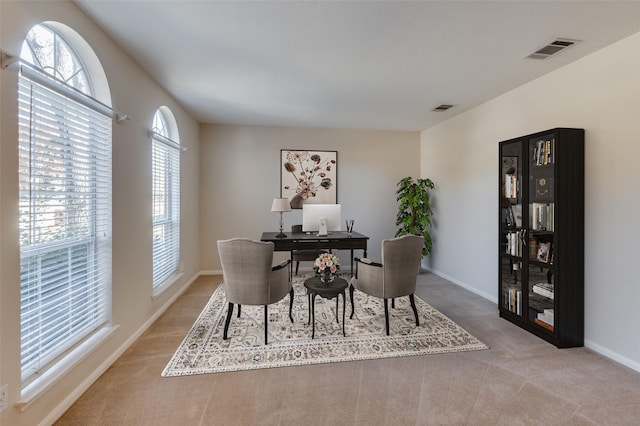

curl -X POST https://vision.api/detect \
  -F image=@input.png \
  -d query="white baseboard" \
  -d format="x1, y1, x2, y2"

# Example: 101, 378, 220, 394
584, 339, 640, 373
42, 271, 202, 426
425, 268, 640, 374
426, 267, 498, 304
200, 269, 222, 275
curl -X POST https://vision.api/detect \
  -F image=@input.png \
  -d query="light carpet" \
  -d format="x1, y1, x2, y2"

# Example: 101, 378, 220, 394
162, 274, 488, 376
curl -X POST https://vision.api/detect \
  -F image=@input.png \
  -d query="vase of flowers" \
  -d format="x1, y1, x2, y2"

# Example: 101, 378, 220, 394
314, 253, 340, 283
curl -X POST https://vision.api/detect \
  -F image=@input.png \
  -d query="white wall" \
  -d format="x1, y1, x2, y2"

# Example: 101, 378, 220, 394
200, 124, 420, 272
421, 32, 640, 371
0, 2, 200, 425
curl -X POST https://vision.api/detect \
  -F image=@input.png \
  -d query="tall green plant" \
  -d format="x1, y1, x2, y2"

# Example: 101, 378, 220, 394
395, 177, 435, 257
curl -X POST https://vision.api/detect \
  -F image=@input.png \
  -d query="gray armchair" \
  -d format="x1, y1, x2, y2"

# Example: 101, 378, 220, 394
217, 238, 293, 345
349, 234, 424, 335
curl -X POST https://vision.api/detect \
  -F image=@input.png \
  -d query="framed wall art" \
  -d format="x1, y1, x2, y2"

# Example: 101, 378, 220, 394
281, 149, 337, 209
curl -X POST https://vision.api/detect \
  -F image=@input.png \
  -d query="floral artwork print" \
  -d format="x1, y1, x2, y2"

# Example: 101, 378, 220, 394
281, 150, 337, 209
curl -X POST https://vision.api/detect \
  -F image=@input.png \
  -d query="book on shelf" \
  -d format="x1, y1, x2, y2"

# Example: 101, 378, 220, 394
534, 317, 554, 331
531, 203, 554, 231
504, 174, 518, 198
507, 232, 515, 256
532, 282, 554, 299
537, 312, 554, 326
528, 235, 538, 260
505, 229, 527, 257
504, 288, 522, 315
533, 138, 554, 166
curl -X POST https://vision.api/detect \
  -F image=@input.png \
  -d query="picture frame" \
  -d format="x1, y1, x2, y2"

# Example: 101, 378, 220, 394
537, 242, 551, 263
534, 175, 554, 201
501, 156, 518, 176
281, 149, 337, 209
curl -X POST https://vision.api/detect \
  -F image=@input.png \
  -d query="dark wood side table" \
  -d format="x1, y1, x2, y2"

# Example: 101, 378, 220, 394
304, 276, 348, 338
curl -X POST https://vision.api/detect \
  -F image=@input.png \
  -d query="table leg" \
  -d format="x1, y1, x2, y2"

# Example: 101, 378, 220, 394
341, 292, 346, 337
336, 297, 339, 323
307, 292, 311, 325
311, 293, 316, 339
290, 251, 293, 280
350, 249, 354, 276
349, 284, 355, 319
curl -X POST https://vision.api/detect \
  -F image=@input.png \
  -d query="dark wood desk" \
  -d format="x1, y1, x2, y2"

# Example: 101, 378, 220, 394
260, 231, 368, 274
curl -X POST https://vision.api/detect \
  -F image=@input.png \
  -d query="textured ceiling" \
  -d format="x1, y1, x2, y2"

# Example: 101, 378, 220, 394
75, 1, 640, 131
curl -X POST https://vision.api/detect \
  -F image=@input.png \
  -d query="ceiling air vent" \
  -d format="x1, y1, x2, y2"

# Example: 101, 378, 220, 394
433, 104, 454, 112
527, 39, 579, 59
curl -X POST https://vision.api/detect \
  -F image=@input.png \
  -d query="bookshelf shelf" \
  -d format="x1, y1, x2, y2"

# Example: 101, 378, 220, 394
498, 128, 584, 348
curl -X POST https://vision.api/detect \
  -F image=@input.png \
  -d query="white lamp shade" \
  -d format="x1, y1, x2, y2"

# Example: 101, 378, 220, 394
271, 198, 292, 212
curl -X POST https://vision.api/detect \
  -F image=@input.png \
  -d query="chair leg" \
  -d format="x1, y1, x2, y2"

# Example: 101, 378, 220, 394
237, 304, 241, 318
409, 294, 419, 326
295, 261, 300, 275
391, 298, 395, 309
289, 288, 294, 323
349, 284, 355, 319
223, 302, 234, 340
264, 305, 268, 345
384, 299, 390, 335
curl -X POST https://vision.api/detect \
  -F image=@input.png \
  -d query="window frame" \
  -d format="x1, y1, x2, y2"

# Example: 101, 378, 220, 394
16, 23, 115, 403
151, 107, 181, 293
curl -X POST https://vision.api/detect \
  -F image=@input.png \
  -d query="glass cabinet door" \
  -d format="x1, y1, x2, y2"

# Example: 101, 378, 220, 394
526, 134, 555, 331
499, 140, 524, 316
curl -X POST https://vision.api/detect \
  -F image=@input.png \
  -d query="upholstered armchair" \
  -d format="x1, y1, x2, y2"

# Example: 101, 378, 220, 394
290, 224, 329, 276
349, 234, 424, 335
217, 238, 293, 345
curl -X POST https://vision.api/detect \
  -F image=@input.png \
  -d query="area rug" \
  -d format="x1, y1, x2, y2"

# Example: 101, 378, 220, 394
162, 274, 488, 376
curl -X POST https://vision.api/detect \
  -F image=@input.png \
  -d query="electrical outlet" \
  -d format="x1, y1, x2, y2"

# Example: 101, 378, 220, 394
0, 384, 8, 413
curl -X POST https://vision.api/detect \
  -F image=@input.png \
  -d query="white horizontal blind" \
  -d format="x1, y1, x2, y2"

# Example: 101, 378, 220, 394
18, 73, 112, 382
152, 131, 180, 287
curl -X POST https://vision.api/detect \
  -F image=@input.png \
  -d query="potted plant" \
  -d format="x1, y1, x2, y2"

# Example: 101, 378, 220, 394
395, 177, 435, 257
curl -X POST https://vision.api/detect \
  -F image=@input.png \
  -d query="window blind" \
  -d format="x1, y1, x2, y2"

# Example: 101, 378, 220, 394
152, 131, 180, 288
18, 73, 112, 382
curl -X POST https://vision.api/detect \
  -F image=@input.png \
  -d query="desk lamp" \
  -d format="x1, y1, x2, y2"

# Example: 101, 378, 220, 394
271, 198, 291, 238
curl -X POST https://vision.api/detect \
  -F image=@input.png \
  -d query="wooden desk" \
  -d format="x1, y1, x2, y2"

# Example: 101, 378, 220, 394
260, 231, 368, 274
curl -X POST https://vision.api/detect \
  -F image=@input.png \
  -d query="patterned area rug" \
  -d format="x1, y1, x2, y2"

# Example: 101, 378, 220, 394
162, 274, 488, 376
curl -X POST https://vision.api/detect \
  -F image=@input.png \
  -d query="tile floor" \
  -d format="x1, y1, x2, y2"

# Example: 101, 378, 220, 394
55, 272, 640, 425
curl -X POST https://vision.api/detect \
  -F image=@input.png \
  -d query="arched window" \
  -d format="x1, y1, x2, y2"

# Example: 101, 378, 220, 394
20, 23, 92, 94
18, 23, 112, 385
151, 107, 180, 290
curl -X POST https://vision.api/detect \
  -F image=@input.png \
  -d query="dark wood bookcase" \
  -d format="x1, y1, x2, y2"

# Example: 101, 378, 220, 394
498, 128, 584, 348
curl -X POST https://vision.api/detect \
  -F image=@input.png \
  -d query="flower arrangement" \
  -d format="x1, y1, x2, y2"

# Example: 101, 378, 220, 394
314, 252, 340, 283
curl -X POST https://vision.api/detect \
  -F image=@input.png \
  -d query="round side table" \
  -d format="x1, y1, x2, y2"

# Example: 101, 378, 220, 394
303, 276, 348, 338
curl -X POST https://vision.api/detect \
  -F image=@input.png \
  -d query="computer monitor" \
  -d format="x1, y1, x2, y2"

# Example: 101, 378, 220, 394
302, 204, 341, 233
